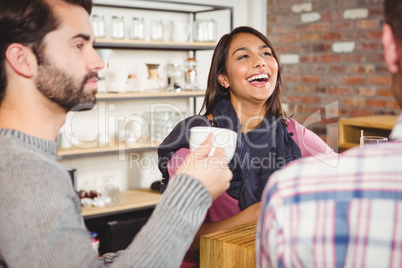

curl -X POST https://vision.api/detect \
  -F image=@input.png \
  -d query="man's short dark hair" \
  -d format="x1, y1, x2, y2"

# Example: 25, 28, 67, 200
0, 0, 93, 105
384, 0, 402, 43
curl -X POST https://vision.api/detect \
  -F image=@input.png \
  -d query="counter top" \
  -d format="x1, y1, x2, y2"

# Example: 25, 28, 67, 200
81, 189, 161, 219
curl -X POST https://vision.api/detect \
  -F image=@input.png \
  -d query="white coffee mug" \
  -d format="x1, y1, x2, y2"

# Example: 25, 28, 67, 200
189, 126, 238, 160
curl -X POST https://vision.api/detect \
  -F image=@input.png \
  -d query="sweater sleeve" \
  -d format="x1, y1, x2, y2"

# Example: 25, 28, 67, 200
100, 174, 212, 268
286, 118, 337, 158
1, 157, 211, 268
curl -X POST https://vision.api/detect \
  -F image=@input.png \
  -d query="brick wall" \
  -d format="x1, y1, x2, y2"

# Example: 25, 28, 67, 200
267, 0, 400, 147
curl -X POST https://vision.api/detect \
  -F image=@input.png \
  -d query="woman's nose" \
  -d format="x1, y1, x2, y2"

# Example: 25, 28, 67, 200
252, 55, 266, 68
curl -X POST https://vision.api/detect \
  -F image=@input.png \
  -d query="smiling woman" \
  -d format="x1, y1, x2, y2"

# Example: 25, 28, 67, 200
217, 32, 278, 114
157, 26, 337, 268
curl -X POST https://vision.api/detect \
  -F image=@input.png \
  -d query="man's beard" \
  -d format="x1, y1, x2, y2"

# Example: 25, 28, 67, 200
36, 57, 98, 112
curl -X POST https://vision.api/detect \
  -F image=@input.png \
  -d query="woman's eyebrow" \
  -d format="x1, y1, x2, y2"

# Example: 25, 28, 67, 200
232, 47, 248, 56
232, 45, 270, 56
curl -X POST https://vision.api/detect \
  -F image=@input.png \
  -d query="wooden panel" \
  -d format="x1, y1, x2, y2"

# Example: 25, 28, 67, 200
338, 115, 398, 150
81, 189, 161, 219
200, 221, 256, 268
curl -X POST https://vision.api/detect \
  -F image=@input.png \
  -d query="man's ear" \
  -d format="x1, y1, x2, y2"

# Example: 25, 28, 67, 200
5, 43, 36, 78
218, 74, 230, 89
382, 23, 401, 74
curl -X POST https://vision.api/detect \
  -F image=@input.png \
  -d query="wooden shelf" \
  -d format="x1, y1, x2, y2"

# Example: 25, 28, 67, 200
96, 90, 206, 101
81, 189, 161, 219
338, 115, 398, 150
58, 140, 161, 159
94, 39, 216, 50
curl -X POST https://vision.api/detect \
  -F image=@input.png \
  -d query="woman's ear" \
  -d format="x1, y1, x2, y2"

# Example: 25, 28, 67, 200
382, 23, 401, 74
218, 74, 230, 88
5, 43, 36, 78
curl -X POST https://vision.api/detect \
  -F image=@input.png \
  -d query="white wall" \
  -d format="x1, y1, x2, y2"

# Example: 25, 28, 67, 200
183, 0, 267, 34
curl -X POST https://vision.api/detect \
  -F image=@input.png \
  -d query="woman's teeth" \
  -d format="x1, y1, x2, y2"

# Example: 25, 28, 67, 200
247, 73, 269, 82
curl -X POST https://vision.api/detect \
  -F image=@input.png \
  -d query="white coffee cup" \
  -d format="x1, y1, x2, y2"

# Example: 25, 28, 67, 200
189, 126, 238, 160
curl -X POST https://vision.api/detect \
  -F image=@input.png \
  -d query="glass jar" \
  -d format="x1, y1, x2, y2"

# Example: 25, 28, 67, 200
167, 60, 184, 92
151, 19, 163, 41
184, 57, 197, 91
130, 17, 144, 40
194, 18, 217, 42
126, 65, 139, 92
91, 14, 105, 38
111, 16, 125, 39
145, 63, 162, 92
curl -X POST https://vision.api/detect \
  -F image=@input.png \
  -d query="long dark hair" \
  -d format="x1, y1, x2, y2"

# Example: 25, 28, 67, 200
384, 0, 402, 43
0, 0, 92, 105
200, 26, 286, 119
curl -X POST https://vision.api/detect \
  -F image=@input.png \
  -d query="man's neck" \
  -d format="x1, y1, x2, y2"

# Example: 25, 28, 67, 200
0, 95, 66, 141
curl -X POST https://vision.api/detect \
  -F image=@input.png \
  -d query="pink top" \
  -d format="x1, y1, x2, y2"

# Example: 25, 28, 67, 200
167, 118, 337, 267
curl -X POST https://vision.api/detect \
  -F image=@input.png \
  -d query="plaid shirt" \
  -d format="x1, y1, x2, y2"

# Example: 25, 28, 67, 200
256, 114, 402, 268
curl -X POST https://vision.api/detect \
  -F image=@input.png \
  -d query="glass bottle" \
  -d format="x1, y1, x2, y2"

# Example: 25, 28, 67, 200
185, 56, 197, 91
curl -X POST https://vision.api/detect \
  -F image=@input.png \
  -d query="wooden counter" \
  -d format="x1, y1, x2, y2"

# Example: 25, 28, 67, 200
81, 189, 161, 219
200, 221, 257, 268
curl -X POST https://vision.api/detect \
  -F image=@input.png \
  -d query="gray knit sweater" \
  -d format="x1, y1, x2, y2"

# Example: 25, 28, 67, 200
0, 128, 211, 267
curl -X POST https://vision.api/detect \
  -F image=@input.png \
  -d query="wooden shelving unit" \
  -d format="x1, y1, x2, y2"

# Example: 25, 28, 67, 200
57, 91, 206, 159
338, 115, 398, 151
